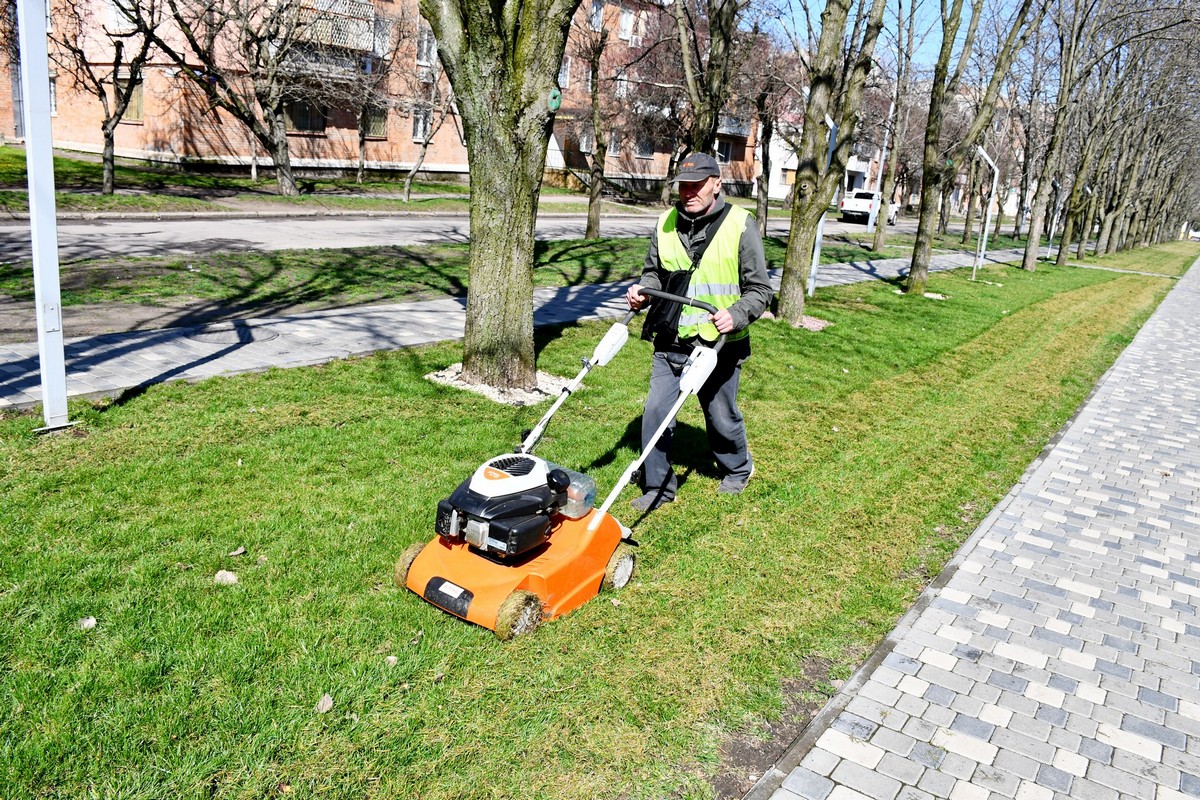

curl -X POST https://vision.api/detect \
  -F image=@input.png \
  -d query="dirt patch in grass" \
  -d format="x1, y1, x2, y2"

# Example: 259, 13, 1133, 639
709, 658, 832, 799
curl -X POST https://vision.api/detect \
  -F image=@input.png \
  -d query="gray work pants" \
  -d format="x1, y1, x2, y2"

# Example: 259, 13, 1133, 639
639, 343, 753, 500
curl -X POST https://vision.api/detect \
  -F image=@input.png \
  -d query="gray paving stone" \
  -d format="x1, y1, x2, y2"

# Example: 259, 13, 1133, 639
992, 749, 1040, 781
1122, 713, 1188, 750
781, 767, 834, 800
909, 742, 946, 769
1036, 764, 1074, 793
876, 752, 924, 785
831, 759, 902, 800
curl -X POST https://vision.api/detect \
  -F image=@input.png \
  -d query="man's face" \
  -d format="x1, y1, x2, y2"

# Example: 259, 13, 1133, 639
678, 175, 721, 215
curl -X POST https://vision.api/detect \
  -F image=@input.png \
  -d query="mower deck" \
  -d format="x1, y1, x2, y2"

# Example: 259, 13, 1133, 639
404, 508, 626, 635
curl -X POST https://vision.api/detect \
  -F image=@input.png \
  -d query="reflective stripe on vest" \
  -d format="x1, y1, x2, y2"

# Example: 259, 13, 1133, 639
657, 203, 751, 341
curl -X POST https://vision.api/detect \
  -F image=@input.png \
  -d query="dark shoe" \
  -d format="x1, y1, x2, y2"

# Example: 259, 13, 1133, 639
717, 465, 755, 495
630, 492, 673, 513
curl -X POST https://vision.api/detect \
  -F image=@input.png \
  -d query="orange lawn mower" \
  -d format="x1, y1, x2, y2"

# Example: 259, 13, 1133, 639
395, 289, 729, 639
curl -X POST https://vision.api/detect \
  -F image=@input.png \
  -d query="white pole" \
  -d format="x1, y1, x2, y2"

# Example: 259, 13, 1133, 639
17, 0, 72, 430
808, 115, 837, 297
973, 146, 998, 280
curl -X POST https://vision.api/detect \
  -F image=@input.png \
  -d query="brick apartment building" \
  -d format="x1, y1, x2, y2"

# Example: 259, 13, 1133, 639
0, 0, 757, 193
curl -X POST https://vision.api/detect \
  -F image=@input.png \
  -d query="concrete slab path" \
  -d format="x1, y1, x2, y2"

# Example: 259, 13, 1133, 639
748, 258, 1200, 800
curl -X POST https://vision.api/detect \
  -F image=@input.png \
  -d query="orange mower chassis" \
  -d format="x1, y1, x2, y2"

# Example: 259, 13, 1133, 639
404, 509, 625, 634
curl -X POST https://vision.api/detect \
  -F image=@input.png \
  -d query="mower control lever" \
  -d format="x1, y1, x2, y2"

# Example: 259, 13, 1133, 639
635, 287, 727, 352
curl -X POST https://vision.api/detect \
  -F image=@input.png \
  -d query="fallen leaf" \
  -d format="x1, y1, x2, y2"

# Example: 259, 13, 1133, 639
314, 693, 333, 714
78, 616, 97, 630
237, 458, 243, 467
228, 546, 247, 557
214, 570, 239, 586
385, 656, 398, 667
257, 555, 269, 565
611, 599, 621, 607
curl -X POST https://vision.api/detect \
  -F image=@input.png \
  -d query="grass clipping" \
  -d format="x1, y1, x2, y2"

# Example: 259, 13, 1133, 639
426, 363, 571, 406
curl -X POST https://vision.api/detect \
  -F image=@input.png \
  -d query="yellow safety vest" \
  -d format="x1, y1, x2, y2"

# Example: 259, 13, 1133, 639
656, 203, 750, 342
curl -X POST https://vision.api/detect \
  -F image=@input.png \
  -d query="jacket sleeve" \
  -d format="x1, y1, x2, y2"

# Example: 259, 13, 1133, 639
639, 226, 664, 292
727, 216, 773, 332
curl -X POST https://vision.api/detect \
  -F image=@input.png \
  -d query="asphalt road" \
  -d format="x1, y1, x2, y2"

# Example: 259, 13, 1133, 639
0, 211, 913, 262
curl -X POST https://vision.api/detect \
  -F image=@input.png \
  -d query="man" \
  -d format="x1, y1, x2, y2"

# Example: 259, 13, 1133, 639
625, 152, 772, 512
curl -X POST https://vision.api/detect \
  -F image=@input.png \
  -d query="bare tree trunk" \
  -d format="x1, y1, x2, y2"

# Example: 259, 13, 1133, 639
585, 54, 607, 239
403, 141, 431, 202
357, 110, 368, 185
754, 88, 774, 239
1076, 191, 1098, 259
460, 127, 544, 388
101, 124, 116, 195
778, 0, 888, 321
263, 110, 298, 196
961, 158, 978, 245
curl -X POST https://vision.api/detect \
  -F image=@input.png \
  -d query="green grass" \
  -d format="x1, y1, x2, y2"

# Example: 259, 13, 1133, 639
0, 236, 901, 310
842, 225, 1040, 255
0, 145, 480, 209
0, 250, 1184, 799
1071, 239, 1199, 276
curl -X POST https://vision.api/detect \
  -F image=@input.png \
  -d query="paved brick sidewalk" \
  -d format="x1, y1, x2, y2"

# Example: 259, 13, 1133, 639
749, 259, 1200, 800
0, 248, 1011, 410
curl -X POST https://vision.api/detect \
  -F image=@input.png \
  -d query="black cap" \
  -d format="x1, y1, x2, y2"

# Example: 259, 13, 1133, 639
674, 152, 720, 183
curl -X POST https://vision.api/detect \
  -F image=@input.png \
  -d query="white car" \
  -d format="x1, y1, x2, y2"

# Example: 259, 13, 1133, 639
840, 191, 900, 225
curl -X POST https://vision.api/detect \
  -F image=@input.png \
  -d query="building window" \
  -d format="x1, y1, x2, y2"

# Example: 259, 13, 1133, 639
618, 8, 633, 40
413, 105, 432, 142
607, 130, 621, 156
578, 130, 594, 154
716, 139, 732, 164
364, 105, 388, 137
635, 136, 653, 159
285, 101, 325, 132
558, 56, 570, 89
589, 0, 603, 30
416, 24, 436, 66
614, 72, 629, 98
781, 168, 796, 186
48, 76, 57, 115
117, 74, 143, 121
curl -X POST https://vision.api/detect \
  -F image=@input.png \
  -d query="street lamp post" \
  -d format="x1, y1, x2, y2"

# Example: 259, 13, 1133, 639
17, 0, 72, 431
972, 146, 998, 280
807, 114, 838, 297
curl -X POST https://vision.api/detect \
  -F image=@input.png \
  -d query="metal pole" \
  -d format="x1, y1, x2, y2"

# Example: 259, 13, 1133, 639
808, 115, 837, 297
17, 0, 72, 430
973, 146, 998, 280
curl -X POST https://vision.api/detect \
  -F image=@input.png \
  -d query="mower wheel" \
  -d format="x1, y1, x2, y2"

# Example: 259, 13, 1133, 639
495, 590, 544, 640
603, 544, 636, 591
394, 542, 427, 589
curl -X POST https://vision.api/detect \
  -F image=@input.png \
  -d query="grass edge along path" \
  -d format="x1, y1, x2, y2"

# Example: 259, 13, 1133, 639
0, 262, 1176, 799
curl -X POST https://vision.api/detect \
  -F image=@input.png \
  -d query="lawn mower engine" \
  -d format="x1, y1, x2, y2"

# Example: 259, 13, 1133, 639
434, 454, 597, 559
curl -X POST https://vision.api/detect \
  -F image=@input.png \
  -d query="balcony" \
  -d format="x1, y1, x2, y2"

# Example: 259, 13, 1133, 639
296, 0, 392, 56
717, 115, 750, 138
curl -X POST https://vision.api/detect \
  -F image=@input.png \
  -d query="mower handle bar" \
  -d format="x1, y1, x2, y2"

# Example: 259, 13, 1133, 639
635, 287, 726, 352
636, 287, 718, 315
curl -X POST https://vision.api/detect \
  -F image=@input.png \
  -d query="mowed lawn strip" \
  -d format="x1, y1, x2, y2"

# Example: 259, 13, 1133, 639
1071, 238, 1199, 276
0, 255, 1181, 798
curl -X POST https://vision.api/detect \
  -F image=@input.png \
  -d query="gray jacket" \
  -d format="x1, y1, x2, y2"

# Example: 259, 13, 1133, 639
639, 196, 773, 336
